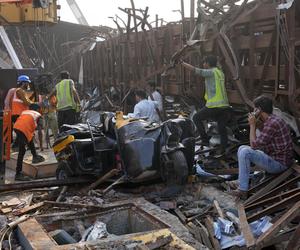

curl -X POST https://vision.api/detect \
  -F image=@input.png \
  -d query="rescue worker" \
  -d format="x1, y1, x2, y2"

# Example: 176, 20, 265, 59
128, 89, 160, 122
13, 104, 45, 181
11, 75, 36, 148
180, 55, 230, 150
147, 80, 163, 112
50, 71, 80, 132
28, 81, 44, 151
42, 94, 58, 145
4, 83, 19, 144
4, 86, 17, 110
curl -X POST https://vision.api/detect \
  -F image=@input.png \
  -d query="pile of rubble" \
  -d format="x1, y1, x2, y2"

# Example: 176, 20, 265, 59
0, 163, 299, 249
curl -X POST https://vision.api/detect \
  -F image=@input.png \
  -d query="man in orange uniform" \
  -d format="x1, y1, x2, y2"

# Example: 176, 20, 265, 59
13, 104, 45, 181
11, 75, 36, 148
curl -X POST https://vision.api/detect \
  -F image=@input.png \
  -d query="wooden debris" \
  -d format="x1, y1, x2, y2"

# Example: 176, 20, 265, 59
56, 186, 68, 202
187, 222, 204, 244
0, 178, 92, 192
2, 197, 21, 207
174, 208, 187, 224
245, 168, 294, 205
286, 223, 300, 250
102, 175, 125, 195
1, 207, 12, 214
146, 235, 173, 249
204, 216, 221, 250
82, 168, 120, 193
213, 200, 224, 218
13, 202, 44, 216
256, 200, 300, 249
159, 200, 177, 210
237, 203, 255, 248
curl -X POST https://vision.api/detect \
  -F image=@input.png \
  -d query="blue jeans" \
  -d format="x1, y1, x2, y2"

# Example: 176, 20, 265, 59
238, 145, 287, 191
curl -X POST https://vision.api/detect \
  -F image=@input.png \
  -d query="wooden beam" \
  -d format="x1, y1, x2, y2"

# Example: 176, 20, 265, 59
238, 203, 255, 248
256, 201, 300, 249
14, 202, 44, 216
213, 200, 225, 218
247, 175, 300, 206
204, 216, 221, 250
244, 168, 294, 205
245, 187, 300, 212
286, 223, 300, 250
247, 192, 300, 223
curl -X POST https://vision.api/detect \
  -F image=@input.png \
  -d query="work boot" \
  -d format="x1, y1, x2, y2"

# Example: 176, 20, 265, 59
32, 155, 45, 164
15, 172, 31, 181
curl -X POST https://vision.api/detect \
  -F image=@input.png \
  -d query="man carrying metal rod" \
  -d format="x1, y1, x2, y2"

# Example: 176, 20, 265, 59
180, 55, 230, 151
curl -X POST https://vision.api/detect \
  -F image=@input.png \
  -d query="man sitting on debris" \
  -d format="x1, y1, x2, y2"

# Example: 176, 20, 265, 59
13, 104, 45, 181
50, 71, 80, 132
180, 55, 230, 151
233, 96, 294, 200
128, 89, 160, 123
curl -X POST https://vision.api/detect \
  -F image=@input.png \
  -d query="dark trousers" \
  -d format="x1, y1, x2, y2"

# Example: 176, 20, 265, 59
57, 109, 76, 132
193, 106, 230, 149
11, 115, 19, 146
15, 129, 37, 174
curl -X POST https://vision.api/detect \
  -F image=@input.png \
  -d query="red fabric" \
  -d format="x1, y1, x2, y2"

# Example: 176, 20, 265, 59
253, 114, 294, 167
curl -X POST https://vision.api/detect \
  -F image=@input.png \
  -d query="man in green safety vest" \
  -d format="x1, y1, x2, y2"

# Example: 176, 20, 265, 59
49, 71, 80, 132
180, 55, 230, 150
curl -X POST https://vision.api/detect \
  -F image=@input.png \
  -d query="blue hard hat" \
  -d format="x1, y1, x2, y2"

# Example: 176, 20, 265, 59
17, 75, 31, 83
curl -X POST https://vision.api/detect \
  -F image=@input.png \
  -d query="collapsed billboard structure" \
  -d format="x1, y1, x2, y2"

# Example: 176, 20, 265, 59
81, 0, 300, 122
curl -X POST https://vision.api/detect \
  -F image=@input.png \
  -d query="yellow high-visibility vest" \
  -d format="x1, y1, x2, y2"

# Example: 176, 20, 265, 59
56, 80, 76, 111
205, 68, 229, 108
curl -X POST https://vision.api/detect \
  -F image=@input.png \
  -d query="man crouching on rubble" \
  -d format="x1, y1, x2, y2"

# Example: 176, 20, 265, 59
233, 96, 294, 200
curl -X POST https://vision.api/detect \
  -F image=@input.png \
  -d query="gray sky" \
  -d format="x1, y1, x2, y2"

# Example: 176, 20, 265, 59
59, 0, 192, 27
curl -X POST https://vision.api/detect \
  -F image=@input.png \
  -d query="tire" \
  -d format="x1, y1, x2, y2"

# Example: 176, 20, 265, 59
56, 162, 72, 180
166, 150, 189, 185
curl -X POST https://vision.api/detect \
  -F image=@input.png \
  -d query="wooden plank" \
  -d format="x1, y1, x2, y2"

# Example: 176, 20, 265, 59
187, 222, 203, 244
245, 187, 300, 212
213, 200, 224, 218
256, 201, 300, 249
82, 169, 119, 193
238, 203, 255, 248
14, 202, 44, 216
1, 207, 12, 214
174, 208, 187, 224
196, 221, 213, 249
247, 192, 300, 223
204, 216, 221, 250
292, 164, 300, 174
286, 224, 300, 250
245, 168, 294, 205
246, 175, 300, 206
207, 166, 261, 175
7, 150, 58, 178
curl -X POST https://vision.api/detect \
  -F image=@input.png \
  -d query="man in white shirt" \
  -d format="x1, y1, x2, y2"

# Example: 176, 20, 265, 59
147, 80, 163, 112
129, 89, 160, 123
